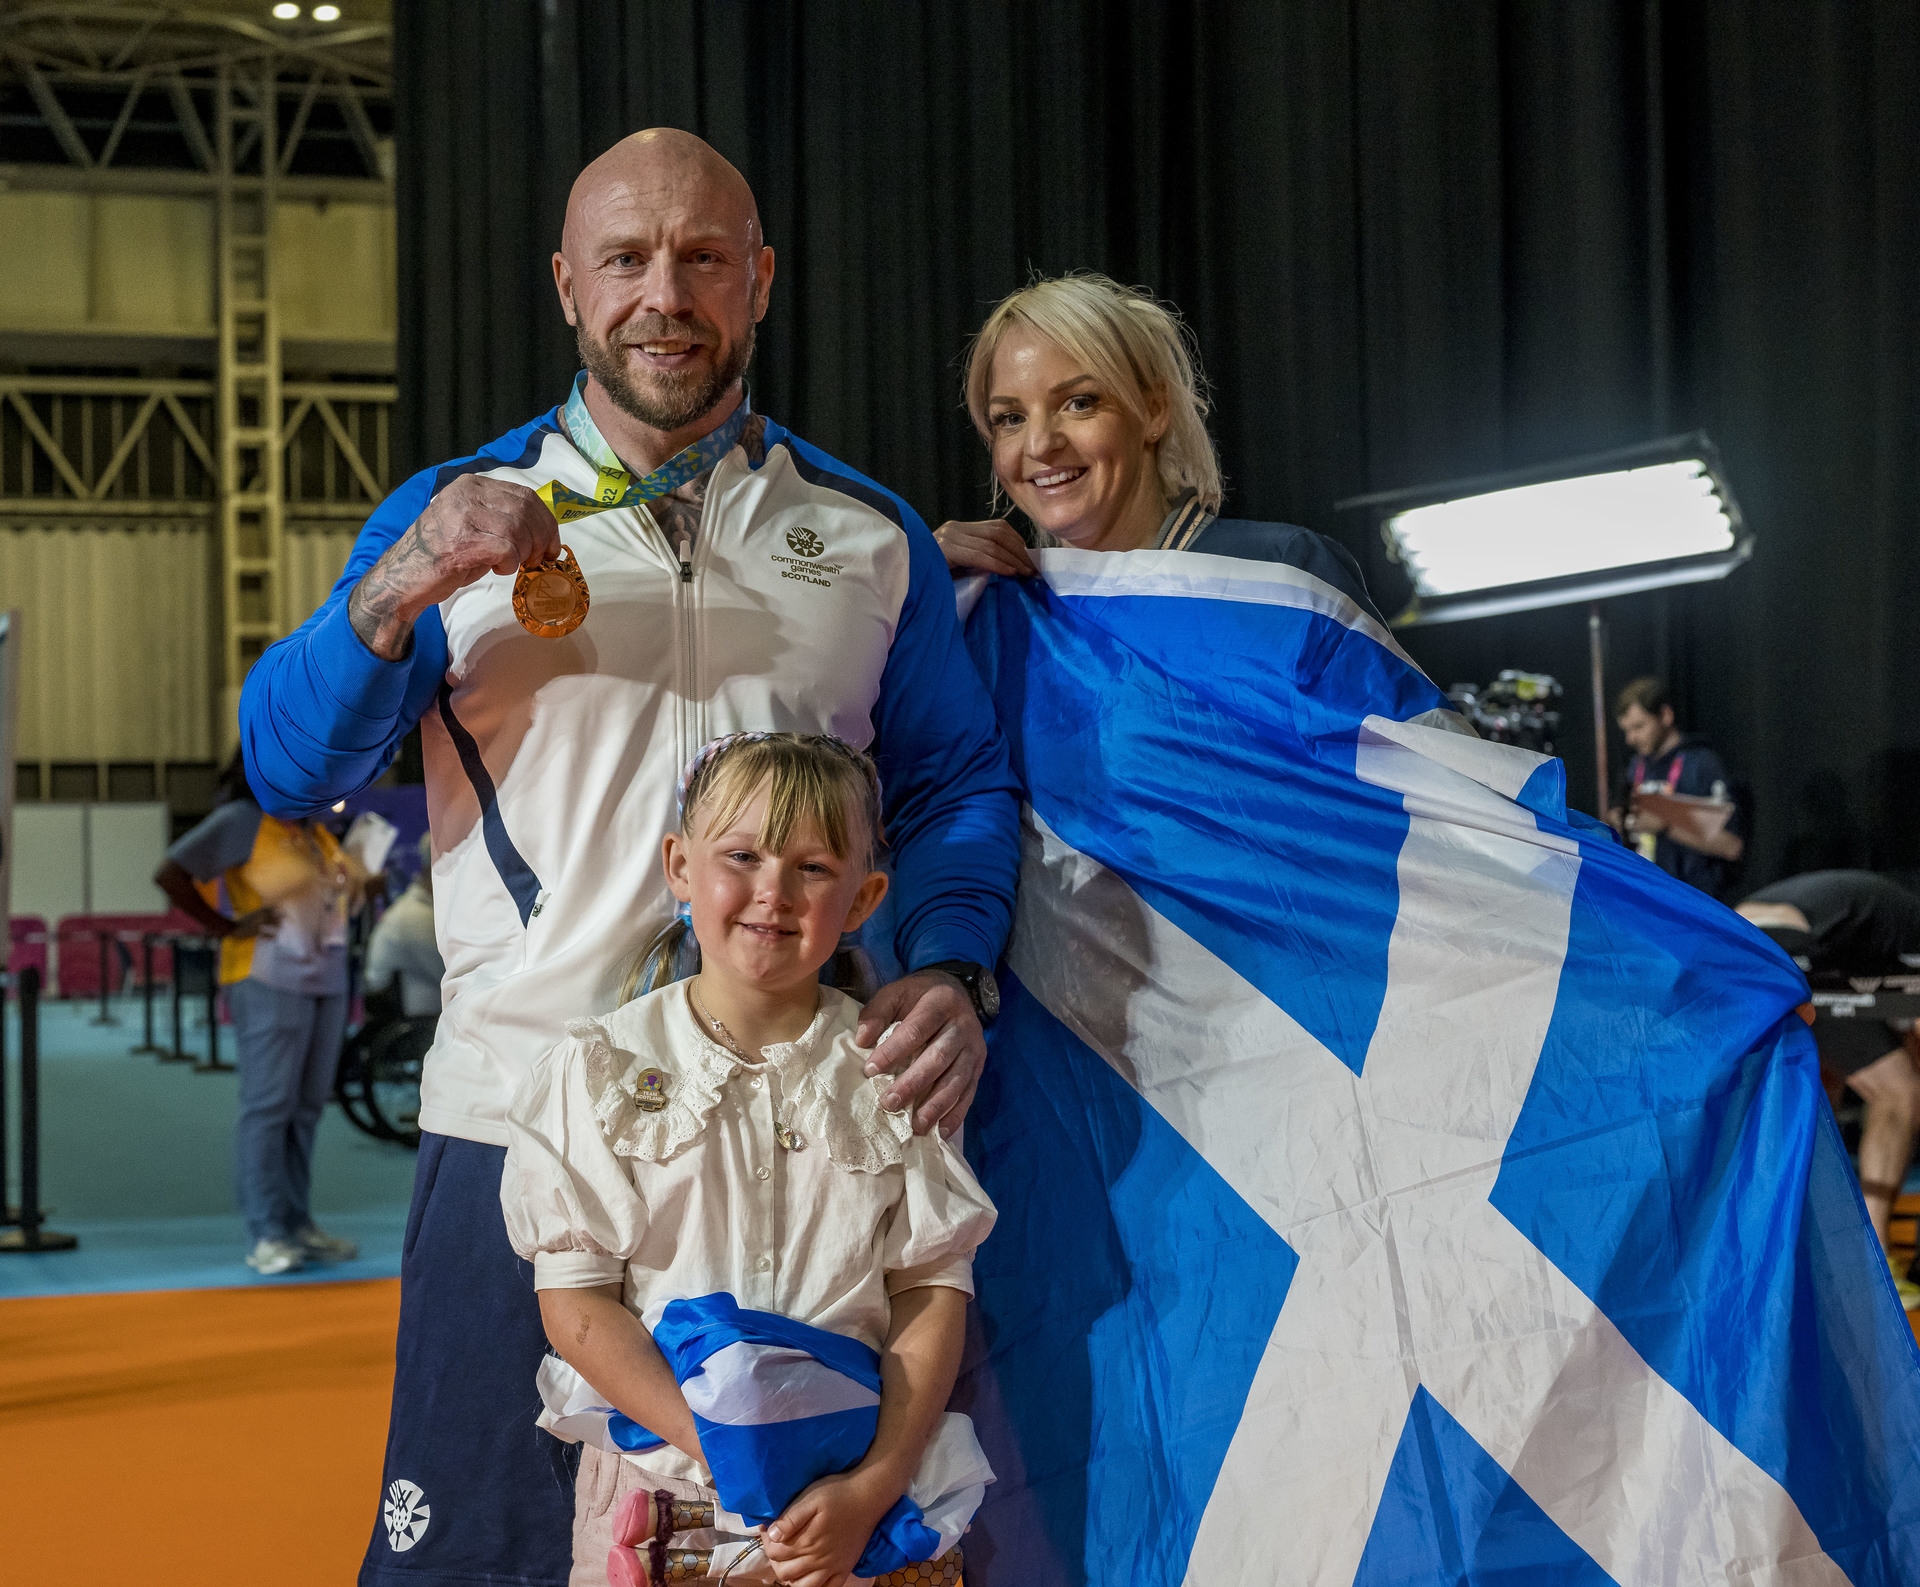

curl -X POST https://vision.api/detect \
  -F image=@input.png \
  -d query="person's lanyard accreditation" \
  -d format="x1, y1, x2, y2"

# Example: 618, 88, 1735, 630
538, 371, 751, 524
1631, 751, 1684, 793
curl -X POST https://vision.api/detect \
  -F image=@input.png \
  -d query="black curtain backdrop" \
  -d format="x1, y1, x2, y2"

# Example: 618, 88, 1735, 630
394, 0, 1918, 885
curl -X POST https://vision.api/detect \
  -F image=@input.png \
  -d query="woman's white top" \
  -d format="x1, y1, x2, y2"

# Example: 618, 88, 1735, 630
501, 982, 998, 1352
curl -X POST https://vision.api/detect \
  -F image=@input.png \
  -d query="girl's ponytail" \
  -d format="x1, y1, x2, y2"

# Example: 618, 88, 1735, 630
619, 912, 702, 1004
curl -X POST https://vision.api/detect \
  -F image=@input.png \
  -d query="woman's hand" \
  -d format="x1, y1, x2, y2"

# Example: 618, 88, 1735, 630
933, 518, 1037, 578
761, 1467, 896, 1587
227, 906, 281, 939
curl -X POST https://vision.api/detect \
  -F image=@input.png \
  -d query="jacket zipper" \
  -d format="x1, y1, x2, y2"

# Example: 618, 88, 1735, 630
685, 462, 722, 755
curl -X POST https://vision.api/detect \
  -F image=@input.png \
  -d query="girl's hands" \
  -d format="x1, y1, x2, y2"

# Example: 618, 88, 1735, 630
760, 1467, 897, 1587
932, 517, 1037, 578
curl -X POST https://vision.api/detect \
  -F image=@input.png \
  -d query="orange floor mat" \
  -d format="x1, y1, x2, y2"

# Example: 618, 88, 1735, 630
0, 1279, 399, 1587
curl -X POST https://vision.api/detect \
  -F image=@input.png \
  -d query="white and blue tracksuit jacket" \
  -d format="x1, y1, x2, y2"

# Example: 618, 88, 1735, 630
239, 405, 1020, 1146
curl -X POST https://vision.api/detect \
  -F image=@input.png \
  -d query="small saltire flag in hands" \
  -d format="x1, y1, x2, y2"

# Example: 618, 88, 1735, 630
535, 1292, 992, 1577
950, 551, 1920, 1587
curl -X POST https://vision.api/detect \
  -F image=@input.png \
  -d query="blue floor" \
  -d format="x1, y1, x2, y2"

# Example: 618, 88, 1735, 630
2, 995, 419, 1299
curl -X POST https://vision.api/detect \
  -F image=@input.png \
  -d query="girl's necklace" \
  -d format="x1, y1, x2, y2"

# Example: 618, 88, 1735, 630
689, 983, 805, 1151
689, 982, 754, 1062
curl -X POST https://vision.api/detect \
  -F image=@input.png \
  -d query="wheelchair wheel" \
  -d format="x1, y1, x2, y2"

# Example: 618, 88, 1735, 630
363, 1016, 433, 1148
334, 1022, 387, 1140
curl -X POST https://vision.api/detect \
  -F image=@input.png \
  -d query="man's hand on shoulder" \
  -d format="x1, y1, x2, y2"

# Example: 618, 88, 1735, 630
856, 969, 986, 1138
349, 475, 561, 660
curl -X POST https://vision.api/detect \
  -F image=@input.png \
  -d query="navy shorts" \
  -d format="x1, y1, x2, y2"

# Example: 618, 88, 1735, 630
360, 1133, 578, 1586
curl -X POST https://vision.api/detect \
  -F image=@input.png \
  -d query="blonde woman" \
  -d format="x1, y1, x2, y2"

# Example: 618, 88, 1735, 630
935, 272, 1383, 620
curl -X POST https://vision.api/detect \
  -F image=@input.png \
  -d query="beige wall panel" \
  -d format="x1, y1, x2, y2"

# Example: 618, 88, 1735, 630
276, 200, 397, 342
0, 192, 93, 328
0, 519, 212, 763
284, 520, 363, 629
91, 195, 215, 332
0, 192, 400, 341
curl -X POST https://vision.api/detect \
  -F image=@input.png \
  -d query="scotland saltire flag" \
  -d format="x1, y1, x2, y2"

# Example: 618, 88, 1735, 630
951, 551, 1920, 1586
534, 1292, 992, 1575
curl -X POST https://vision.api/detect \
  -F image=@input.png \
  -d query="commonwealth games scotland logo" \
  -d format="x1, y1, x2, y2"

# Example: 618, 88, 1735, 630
785, 526, 824, 558
385, 1478, 431, 1551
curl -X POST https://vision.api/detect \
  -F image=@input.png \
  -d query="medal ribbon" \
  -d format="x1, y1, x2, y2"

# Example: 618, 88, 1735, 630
538, 371, 752, 525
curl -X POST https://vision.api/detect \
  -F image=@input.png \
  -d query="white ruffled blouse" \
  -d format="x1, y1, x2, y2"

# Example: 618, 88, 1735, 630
500, 982, 998, 1352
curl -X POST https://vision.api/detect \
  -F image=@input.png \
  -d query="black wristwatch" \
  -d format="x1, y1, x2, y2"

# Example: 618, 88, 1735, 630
921, 959, 1001, 1025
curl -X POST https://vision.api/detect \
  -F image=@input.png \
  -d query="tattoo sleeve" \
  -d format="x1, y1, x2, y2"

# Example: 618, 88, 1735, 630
348, 527, 433, 661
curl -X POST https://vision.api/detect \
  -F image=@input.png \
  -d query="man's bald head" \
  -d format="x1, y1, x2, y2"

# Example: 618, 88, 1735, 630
562, 128, 762, 262
553, 128, 774, 443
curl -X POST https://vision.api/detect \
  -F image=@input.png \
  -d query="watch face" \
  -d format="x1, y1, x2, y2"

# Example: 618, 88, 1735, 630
977, 966, 1001, 1022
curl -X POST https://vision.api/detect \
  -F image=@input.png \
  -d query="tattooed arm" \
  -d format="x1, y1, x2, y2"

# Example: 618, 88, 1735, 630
349, 475, 561, 660
239, 453, 561, 815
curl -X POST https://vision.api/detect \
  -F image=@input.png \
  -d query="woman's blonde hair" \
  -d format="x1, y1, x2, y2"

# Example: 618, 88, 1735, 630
963, 272, 1223, 515
621, 733, 884, 1003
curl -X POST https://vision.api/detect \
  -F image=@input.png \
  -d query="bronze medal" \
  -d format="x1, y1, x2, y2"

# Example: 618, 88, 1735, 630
513, 544, 590, 638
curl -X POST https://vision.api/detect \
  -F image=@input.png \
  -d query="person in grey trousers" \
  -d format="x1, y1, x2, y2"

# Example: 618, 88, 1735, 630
156, 751, 366, 1275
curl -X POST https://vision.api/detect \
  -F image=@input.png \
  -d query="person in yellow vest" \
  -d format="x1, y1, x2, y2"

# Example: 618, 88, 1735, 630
156, 752, 372, 1275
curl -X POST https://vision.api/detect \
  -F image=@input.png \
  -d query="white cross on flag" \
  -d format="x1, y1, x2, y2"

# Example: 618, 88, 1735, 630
951, 553, 1920, 1586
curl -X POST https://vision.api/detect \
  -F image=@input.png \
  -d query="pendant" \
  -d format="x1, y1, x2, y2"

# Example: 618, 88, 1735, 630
776, 1122, 806, 1152
633, 1069, 669, 1113
513, 544, 590, 637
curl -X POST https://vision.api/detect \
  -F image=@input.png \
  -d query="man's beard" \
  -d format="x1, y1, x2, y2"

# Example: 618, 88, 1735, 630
577, 316, 755, 434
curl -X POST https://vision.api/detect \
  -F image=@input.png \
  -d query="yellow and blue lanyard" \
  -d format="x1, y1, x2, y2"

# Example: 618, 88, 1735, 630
536, 370, 752, 525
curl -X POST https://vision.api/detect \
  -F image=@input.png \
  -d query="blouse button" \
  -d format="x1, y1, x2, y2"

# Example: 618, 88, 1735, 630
749, 1076, 763, 1090
755, 1165, 771, 1181
757, 1255, 772, 1272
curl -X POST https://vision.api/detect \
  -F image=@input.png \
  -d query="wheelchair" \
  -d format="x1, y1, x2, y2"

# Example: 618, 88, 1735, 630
335, 980, 430, 1148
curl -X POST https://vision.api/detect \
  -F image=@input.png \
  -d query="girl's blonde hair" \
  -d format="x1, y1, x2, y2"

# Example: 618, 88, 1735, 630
621, 733, 884, 1002
963, 272, 1223, 516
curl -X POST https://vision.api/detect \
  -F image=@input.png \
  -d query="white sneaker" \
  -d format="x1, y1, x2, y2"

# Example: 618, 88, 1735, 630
246, 1237, 307, 1275
296, 1223, 359, 1263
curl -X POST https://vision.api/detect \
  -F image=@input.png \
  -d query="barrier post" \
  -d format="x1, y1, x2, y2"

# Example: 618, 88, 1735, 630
167, 940, 189, 1062
0, 970, 15, 1226
132, 933, 168, 1057
0, 968, 80, 1253
194, 948, 232, 1073
90, 929, 118, 1026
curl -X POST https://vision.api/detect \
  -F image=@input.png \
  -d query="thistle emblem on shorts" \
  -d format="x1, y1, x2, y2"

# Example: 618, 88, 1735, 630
785, 526, 824, 558
385, 1478, 431, 1551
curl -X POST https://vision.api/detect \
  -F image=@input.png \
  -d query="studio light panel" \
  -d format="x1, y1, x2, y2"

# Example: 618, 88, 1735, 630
1385, 459, 1737, 599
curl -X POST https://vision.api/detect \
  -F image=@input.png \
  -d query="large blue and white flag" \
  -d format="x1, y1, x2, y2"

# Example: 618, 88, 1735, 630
952, 551, 1920, 1586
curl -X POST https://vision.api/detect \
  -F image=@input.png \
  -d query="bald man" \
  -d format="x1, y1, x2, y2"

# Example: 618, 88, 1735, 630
240, 130, 1020, 1587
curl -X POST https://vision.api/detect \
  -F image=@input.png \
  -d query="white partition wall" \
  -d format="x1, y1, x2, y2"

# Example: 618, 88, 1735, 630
86, 805, 170, 913
9, 803, 170, 922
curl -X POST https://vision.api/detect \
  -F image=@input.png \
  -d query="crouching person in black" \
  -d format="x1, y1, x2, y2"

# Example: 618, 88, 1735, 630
1738, 870, 1920, 1308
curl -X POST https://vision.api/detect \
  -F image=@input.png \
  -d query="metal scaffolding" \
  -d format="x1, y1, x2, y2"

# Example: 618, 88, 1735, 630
214, 50, 284, 735
0, 2, 392, 759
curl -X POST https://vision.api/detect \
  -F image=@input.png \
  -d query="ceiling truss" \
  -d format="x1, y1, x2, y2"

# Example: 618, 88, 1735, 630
0, 4, 391, 181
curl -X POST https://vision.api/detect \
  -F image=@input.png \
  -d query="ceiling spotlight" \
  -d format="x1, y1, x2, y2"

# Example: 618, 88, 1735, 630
271, 3, 301, 18
313, 3, 341, 18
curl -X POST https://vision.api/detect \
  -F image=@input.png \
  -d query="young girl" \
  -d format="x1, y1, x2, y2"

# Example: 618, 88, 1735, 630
501, 733, 997, 1587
